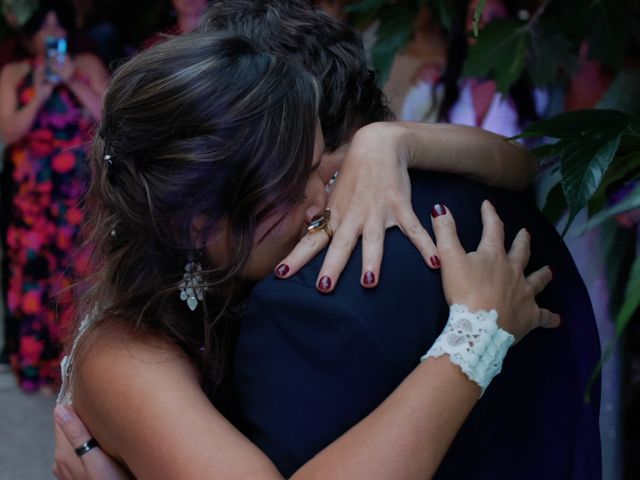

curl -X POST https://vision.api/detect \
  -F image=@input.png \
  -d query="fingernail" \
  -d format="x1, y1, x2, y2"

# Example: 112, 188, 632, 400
430, 255, 441, 268
362, 271, 376, 287
431, 204, 447, 218
558, 315, 562, 326
54, 405, 72, 424
275, 263, 290, 278
318, 275, 332, 292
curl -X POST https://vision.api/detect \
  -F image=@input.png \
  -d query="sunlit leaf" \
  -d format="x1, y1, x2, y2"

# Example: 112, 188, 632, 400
463, 20, 529, 93
560, 134, 621, 234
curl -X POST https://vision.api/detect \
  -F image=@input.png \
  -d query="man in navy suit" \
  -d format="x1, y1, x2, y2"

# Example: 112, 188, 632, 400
204, 1, 602, 478
235, 172, 601, 479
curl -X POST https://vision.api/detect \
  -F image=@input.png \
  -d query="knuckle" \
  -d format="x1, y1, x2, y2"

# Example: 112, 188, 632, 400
300, 235, 319, 249
331, 236, 354, 250
362, 229, 383, 242
405, 221, 423, 237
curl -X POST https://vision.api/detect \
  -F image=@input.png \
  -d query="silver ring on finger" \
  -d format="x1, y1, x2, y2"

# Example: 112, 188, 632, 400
74, 438, 99, 458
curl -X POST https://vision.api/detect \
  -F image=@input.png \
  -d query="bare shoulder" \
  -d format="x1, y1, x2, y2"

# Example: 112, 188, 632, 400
70, 323, 279, 478
71, 324, 199, 461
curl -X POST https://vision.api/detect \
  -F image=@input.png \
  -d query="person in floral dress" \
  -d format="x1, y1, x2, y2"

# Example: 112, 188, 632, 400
0, 0, 107, 391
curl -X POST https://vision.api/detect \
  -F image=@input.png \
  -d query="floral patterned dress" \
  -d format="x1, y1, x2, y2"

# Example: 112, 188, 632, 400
5, 63, 91, 392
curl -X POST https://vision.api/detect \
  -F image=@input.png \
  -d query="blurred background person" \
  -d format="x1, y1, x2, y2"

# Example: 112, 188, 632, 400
0, 0, 107, 392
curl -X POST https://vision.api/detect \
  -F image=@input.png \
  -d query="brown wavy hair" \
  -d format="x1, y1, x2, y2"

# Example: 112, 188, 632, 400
73, 31, 319, 397
202, 0, 393, 152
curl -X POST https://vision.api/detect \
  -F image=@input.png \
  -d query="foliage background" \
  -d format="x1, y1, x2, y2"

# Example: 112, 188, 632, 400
349, 0, 640, 385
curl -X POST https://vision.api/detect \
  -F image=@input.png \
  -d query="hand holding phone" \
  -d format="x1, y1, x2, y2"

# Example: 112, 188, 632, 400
44, 36, 68, 84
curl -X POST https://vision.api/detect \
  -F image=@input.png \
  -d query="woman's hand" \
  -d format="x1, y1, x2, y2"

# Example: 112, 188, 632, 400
276, 123, 439, 291
54, 57, 76, 85
431, 200, 560, 342
275, 122, 538, 293
52, 405, 130, 480
33, 65, 54, 103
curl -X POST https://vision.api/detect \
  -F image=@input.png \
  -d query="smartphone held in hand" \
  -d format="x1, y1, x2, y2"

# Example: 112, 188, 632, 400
44, 36, 67, 84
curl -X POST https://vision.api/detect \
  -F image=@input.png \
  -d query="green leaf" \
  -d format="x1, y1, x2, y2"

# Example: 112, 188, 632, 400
560, 134, 622, 234
587, 150, 640, 217
371, 6, 415, 86
515, 109, 631, 140
527, 23, 576, 87
531, 139, 573, 165
585, 252, 640, 402
472, 0, 486, 37
583, 178, 640, 231
463, 20, 529, 93
542, 182, 567, 225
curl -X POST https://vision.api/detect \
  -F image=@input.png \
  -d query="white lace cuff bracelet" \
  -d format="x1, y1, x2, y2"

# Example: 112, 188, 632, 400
421, 304, 515, 395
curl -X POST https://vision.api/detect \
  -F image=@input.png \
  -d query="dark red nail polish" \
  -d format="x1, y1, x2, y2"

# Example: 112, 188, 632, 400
430, 255, 441, 268
275, 263, 290, 278
362, 271, 376, 287
318, 275, 332, 292
431, 204, 447, 218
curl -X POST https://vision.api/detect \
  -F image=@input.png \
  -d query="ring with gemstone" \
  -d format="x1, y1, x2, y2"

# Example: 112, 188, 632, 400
307, 209, 333, 240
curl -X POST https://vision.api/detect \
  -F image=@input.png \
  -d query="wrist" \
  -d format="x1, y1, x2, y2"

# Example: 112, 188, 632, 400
421, 304, 515, 396
353, 122, 411, 169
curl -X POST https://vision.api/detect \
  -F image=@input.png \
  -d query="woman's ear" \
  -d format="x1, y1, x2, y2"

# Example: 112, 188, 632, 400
190, 216, 231, 266
190, 214, 210, 249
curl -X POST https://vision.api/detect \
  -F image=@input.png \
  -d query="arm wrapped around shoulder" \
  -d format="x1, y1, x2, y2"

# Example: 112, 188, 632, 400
421, 304, 515, 395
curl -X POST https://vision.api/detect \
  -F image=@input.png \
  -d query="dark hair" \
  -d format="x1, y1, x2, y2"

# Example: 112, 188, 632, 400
20, 0, 76, 39
76, 31, 319, 397
202, 0, 393, 152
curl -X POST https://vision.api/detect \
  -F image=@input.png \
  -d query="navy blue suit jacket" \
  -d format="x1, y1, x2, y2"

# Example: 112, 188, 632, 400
234, 172, 602, 479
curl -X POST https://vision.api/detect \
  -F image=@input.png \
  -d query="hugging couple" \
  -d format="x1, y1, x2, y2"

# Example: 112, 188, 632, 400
52, 1, 601, 479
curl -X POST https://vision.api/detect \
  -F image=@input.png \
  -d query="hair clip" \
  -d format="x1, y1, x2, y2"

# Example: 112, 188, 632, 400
104, 154, 113, 166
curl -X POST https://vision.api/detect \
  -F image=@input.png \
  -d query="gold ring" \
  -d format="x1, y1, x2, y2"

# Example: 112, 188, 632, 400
307, 209, 333, 240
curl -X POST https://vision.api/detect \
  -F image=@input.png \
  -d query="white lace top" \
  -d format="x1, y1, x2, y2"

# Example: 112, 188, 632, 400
57, 315, 93, 406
